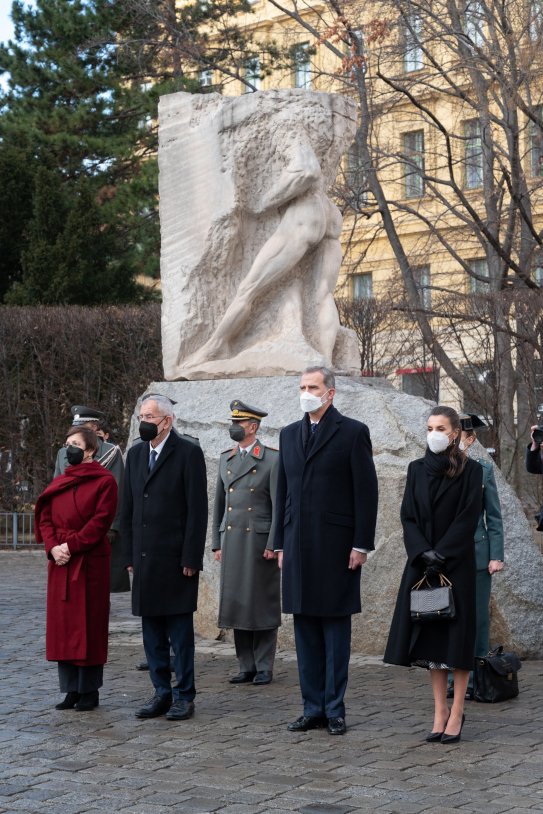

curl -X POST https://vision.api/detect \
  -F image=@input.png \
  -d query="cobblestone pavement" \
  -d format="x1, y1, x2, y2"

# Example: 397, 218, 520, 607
1, 552, 542, 814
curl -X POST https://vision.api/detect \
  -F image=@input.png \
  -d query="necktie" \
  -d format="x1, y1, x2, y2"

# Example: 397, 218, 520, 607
311, 423, 318, 433
149, 449, 158, 472
240, 448, 247, 457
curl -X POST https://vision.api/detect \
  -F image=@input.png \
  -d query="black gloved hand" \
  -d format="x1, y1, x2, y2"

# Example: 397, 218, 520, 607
421, 550, 445, 568
421, 550, 445, 577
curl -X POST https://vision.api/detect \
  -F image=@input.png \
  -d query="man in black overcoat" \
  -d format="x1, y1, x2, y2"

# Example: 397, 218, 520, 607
274, 367, 378, 735
121, 395, 208, 721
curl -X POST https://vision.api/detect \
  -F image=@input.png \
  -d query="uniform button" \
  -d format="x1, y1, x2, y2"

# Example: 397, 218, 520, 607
247, 507, 252, 511
252, 469, 256, 473
229, 488, 234, 493
227, 525, 232, 530
246, 528, 250, 532
141, 552, 146, 557
143, 493, 148, 498
228, 506, 232, 511
227, 470, 232, 475
250, 488, 255, 492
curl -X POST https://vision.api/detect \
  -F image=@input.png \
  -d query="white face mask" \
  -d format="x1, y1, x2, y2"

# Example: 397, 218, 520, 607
300, 389, 330, 414
427, 430, 450, 454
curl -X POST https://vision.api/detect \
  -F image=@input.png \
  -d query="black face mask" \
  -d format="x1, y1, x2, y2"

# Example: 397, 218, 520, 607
139, 418, 166, 443
66, 445, 85, 466
229, 423, 246, 443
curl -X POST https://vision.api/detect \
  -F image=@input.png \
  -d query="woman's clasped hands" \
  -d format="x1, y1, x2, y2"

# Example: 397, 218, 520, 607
51, 542, 71, 566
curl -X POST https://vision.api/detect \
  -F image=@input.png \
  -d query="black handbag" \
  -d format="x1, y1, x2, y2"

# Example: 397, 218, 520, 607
473, 645, 522, 703
410, 571, 456, 622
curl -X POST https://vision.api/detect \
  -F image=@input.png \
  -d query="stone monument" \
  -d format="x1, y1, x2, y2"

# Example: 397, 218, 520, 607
127, 87, 543, 658
159, 89, 360, 380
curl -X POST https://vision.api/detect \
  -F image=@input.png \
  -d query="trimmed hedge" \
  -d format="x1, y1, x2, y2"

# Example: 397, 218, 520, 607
0, 305, 162, 509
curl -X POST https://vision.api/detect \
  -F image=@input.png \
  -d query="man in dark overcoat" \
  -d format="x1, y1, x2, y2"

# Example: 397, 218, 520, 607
274, 366, 378, 735
212, 400, 280, 686
54, 405, 128, 593
121, 395, 208, 721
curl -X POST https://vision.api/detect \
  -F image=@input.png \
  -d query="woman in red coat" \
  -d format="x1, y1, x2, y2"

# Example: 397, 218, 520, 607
35, 426, 118, 711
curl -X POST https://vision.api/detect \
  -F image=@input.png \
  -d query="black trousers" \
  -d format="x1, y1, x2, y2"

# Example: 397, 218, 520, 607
142, 613, 195, 702
293, 614, 351, 719
58, 662, 103, 694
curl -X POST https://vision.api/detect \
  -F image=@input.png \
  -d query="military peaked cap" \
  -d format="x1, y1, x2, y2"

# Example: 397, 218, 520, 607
230, 400, 268, 421
459, 413, 486, 431
70, 405, 106, 426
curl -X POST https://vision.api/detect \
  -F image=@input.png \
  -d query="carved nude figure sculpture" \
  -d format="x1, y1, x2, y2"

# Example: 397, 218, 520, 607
158, 89, 359, 380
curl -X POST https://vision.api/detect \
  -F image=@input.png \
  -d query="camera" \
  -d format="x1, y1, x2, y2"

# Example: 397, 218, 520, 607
533, 426, 543, 444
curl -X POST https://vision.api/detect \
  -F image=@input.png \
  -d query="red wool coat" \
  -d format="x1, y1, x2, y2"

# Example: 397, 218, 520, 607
35, 461, 118, 665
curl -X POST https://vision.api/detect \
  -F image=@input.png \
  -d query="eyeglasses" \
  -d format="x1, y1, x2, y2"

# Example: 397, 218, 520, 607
138, 414, 166, 422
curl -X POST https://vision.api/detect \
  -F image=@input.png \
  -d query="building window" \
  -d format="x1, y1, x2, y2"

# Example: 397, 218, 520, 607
530, 107, 543, 177
403, 14, 423, 72
464, 0, 485, 46
244, 57, 261, 92
534, 265, 543, 286
530, 0, 543, 39
293, 42, 311, 88
397, 367, 439, 401
464, 119, 483, 189
468, 258, 489, 292
413, 265, 431, 310
352, 273, 373, 299
462, 364, 495, 414
199, 69, 213, 87
403, 130, 425, 198
345, 140, 368, 208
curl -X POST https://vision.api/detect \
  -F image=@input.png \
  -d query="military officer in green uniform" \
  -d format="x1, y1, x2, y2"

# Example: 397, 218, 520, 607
212, 400, 281, 686
448, 414, 504, 699
54, 405, 128, 592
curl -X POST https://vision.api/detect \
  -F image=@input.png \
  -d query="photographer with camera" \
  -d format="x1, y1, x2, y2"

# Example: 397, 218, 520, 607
526, 422, 543, 531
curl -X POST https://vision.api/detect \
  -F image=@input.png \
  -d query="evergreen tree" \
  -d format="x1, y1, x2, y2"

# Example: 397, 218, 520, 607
0, 0, 178, 303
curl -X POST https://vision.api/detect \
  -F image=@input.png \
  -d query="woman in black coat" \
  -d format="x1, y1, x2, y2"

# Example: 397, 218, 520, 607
384, 406, 483, 744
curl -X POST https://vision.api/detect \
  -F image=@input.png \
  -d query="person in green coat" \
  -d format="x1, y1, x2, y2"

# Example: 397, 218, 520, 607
212, 400, 281, 686
448, 414, 504, 699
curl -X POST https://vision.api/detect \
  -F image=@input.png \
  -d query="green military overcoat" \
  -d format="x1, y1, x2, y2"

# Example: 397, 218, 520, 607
212, 441, 281, 631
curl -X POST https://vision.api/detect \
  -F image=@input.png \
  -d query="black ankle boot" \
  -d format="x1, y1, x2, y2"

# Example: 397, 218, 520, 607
74, 691, 99, 711
55, 692, 80, 710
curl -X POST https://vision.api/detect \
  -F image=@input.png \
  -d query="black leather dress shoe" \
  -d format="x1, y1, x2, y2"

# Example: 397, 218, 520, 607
74, 691, 99, 711
253, 671, 272, 685
135, 693, 172, 719
136, 660, 175, 672
165, 700, 195, 721
327, 717, 347, 735
229, 671, 256, 684
55, 692, 80, 710
287, 715, 327, 732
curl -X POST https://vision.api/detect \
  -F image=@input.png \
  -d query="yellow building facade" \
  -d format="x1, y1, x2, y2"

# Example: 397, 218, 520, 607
194, 0, 543, 418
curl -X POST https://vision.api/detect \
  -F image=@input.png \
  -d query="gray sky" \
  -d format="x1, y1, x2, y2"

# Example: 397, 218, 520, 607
0, 0, 14, 43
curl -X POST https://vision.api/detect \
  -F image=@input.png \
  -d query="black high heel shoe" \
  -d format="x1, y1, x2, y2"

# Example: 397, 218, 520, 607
55, 692, 80, 710
425, 713, 450, 742
441, 713, 465, 744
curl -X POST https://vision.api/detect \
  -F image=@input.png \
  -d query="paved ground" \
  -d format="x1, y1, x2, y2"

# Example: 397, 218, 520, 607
1, 552, 542, 814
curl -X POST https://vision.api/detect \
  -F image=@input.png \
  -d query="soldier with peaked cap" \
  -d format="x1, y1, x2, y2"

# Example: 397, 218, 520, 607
54, 405, 127, 592
212, 400, 281, 686
447, 414, 504, 700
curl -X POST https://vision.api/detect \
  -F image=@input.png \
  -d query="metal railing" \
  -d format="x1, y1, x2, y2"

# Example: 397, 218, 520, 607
0, 512, 36, 550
